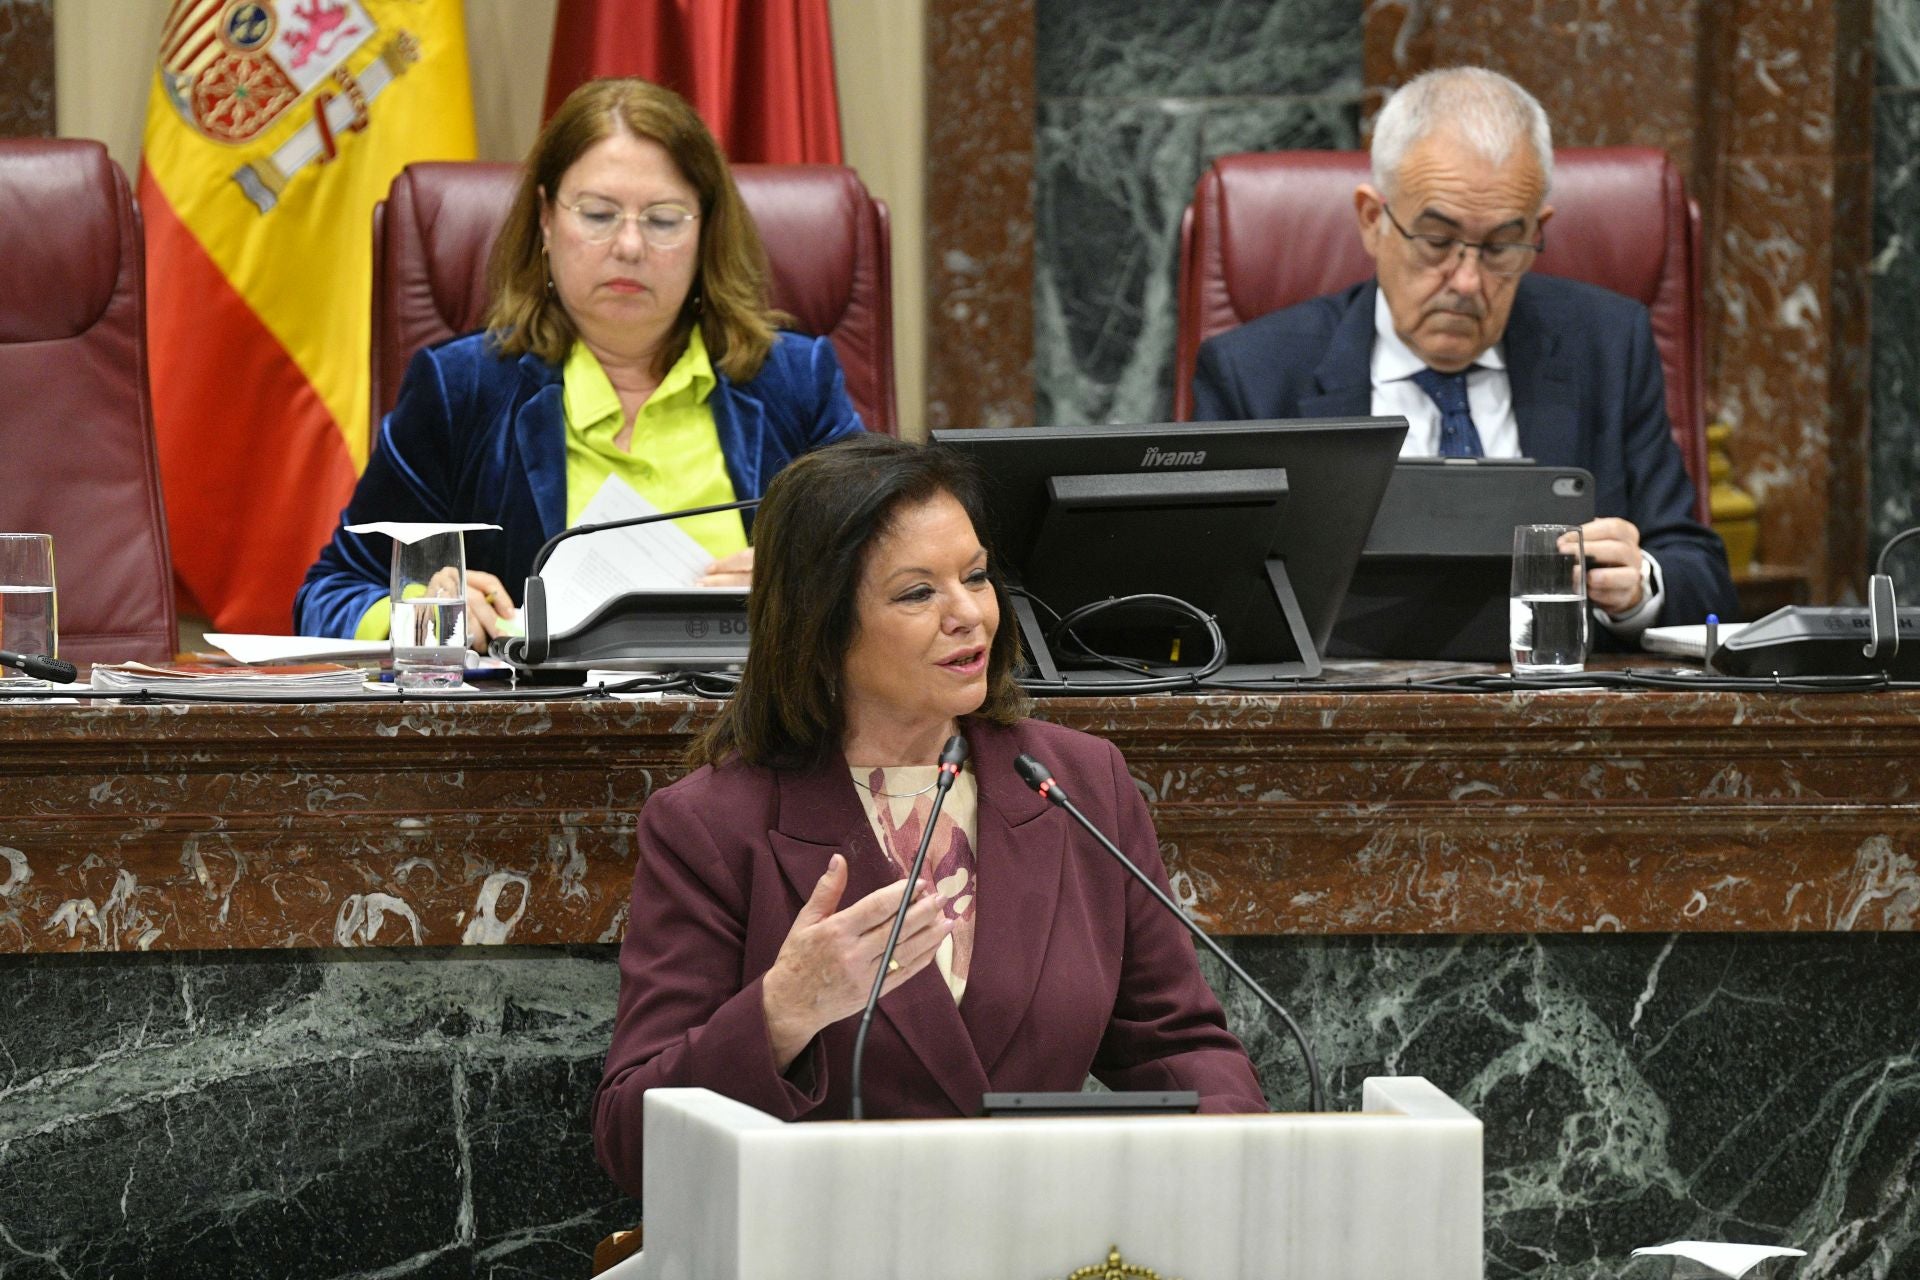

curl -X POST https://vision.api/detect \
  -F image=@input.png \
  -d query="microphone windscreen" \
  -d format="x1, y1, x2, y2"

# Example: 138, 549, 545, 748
1, 651, 77, 683
939, 734, 970, 769
1012, 753, 1052, 792
30, 656, 79, 683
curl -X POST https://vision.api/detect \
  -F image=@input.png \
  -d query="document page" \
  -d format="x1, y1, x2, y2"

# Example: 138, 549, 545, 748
541, 475, 717, 634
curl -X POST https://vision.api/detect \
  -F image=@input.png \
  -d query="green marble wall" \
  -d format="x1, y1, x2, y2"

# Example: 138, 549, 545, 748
1873, 0, 1920, 597
5, 935, 1915, 1276
1032, 0, 1363, 426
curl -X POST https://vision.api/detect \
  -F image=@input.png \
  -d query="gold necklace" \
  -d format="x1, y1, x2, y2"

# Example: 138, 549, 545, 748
850, 769, 943, 800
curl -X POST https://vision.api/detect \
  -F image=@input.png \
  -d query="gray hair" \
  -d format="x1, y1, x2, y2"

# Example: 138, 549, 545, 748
1370, 67, 1554, 197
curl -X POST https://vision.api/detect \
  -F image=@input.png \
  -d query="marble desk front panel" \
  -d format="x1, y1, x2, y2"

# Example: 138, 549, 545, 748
1, 684, 1916, 955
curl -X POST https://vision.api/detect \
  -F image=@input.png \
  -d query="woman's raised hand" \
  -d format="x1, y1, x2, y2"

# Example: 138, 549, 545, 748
761, 853, 954, 1072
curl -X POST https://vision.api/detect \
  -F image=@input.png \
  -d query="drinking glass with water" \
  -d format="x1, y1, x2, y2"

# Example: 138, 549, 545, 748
0, 533, 56, 680
391, 530, 469, 688
1509, 523, 1587, 674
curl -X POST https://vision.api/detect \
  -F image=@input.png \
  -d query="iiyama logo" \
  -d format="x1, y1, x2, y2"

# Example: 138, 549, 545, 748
1141, 445, 1207, 467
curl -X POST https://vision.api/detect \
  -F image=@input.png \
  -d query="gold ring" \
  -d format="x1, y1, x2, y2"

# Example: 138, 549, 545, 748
886, 959, 900, 974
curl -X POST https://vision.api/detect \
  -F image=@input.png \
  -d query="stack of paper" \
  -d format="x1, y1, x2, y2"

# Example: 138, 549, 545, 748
90, 661, 372, 697
1642, 623, 1751, 659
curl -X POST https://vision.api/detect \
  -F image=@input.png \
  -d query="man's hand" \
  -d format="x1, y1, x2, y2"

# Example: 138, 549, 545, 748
1570, 518, 1644, 616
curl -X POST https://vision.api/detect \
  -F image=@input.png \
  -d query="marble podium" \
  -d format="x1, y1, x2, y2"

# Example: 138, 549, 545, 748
608, 1077, 1482, 1280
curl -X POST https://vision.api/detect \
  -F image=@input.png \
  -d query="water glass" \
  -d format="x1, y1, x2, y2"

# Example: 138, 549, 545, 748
390, 531, 468, 688
1509, 524, 1587, 674
0, 533, 57, 671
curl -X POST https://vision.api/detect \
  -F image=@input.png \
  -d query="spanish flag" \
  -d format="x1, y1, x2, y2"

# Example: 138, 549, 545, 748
140, 1, 476, 633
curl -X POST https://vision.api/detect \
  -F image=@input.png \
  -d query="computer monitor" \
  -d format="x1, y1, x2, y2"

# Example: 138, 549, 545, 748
1327, 459, 1595, 661
931, 418, 1407, 683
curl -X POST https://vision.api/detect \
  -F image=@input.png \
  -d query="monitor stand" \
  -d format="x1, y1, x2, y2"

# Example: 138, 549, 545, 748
1011, 557, 1321, 687
1008, 467, 1324, 688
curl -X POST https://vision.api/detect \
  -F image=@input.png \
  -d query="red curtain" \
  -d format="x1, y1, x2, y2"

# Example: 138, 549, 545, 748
544, 0, 843, 165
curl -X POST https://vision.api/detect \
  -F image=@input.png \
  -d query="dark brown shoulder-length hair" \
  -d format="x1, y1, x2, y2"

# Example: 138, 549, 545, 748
688, 436, 1030, 772
483, 77, 782, 383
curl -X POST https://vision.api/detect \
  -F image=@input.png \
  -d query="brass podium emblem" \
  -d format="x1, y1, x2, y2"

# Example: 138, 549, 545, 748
1062, 1244, 1180, 1280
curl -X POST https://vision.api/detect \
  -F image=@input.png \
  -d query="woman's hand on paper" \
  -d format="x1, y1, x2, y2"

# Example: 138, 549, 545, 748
697, 546, 754, 588
464, 569, 517, 651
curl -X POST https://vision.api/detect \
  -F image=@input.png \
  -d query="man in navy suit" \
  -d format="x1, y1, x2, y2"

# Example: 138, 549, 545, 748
1192, 67, 1736, 638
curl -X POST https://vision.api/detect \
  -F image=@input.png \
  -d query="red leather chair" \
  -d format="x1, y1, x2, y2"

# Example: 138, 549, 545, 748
372, 163, 897, 435
0, 140, 176, 665
1174, 147, 1709, 520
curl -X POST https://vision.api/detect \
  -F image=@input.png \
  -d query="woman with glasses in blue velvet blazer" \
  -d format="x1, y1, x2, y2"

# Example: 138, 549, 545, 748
296, 78, 863, 645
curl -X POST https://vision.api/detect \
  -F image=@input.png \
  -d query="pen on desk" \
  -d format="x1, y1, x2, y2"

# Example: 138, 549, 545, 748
377, 666, 516, 683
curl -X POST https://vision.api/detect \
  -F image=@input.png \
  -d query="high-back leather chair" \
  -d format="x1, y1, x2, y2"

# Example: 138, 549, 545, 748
0, 140, 176, 665
372, 163, 898, 435
1175, 147, 1708, 520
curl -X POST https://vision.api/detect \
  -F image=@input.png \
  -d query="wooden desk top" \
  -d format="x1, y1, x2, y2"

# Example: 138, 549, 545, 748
3, 678, 1917, 952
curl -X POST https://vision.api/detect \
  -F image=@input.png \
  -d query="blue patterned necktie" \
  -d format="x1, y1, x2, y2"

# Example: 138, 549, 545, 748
1409, 366, 1485, 458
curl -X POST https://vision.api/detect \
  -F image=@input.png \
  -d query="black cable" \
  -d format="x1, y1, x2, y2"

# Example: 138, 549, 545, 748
6, 660, 1915, 707
1876, 525, 1920, 578
1010, 586, 1153, 675
0, 671, 708, 706
1014, 590, 1233, 694
1046, 593, 1226, 678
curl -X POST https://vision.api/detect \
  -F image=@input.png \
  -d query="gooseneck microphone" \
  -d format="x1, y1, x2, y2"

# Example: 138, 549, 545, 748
0, 650, 78, 684
1013, 752, 1326, 1113
512, 497, 763, 665
849, 733, 970, 1120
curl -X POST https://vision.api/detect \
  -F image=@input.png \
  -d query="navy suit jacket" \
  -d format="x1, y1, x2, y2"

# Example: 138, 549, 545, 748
1192, 276, 1738, 631
295, 330, 863, 637
592, 716, 1267, 1200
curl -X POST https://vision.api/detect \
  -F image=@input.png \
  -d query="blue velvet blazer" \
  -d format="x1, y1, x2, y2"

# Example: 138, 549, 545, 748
296, 330, 864, 637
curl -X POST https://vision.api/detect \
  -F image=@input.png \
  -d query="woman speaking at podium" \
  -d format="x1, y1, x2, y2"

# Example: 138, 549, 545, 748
592, 435, 1265, 1199
295, 77, 863, 644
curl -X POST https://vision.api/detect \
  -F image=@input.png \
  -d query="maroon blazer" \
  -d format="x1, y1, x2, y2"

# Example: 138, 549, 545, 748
593, 716, 1266, 1199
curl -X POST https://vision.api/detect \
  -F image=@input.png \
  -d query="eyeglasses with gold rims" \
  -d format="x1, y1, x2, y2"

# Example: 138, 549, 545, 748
1379, 203, 1544, 278
560, 197, 700, 248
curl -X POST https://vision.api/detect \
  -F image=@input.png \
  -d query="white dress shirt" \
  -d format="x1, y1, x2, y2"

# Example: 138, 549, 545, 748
1366, 290, 1664, 634
1368, 290, 1522, 458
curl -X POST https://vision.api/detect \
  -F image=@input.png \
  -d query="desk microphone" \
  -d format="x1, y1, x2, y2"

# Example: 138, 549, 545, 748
513, 497, 762, 665
1013, 752, 1326, 1113
0, 650, 78, 683
849, 733, 969, 1120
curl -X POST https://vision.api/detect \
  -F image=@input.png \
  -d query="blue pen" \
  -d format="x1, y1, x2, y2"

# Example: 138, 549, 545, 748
377, 666, 516, 683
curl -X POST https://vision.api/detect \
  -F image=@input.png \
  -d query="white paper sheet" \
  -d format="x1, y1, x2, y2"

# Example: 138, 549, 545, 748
1642, 622, 1751, 660
1631, 1241, 1806, 1278
205, 633, 391, 663
343, 521, 500, 543
540, 475, 724, 634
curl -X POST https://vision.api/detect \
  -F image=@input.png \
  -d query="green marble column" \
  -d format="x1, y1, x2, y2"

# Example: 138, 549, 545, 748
1032, 0, 1363, 427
